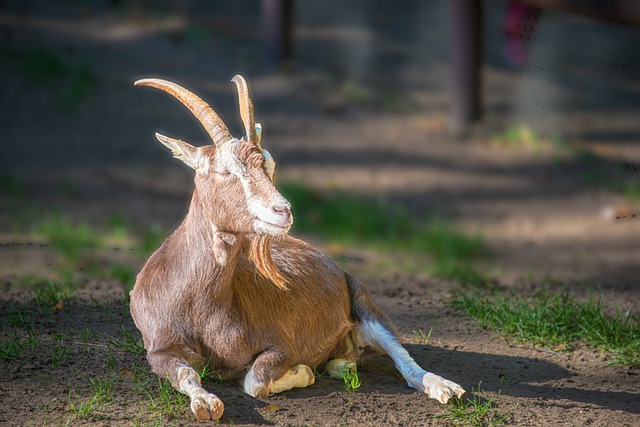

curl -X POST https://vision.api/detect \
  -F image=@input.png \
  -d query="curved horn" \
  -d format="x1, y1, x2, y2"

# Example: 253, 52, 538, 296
134, 78, 232, 146
231, 75, 257, 145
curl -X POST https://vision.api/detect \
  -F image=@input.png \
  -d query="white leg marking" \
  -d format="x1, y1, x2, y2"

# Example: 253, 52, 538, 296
360, 320, 466, 403
177, 365, 224, 421
243, 368, 267, 398
324, 359, 357, 379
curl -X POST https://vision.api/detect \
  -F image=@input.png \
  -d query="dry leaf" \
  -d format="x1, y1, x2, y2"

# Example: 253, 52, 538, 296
120, 368, 133, 376
263, 405, 282, 412
50, 300, 64, 311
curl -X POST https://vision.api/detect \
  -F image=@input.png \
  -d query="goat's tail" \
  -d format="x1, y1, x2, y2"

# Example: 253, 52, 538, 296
345, 273, 400, 339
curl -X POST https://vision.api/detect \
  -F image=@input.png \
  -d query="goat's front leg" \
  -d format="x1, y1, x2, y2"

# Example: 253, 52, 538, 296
148, 351, 224, 421
243, 350, 315, 398
358, 320, 466, 403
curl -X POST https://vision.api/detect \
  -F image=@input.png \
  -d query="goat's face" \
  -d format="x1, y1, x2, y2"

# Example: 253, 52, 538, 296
195, 138, 292, 237
135, 75, 292, 238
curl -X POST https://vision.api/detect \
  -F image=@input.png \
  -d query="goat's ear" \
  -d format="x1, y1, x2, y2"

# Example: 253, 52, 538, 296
155, 132, 206, 170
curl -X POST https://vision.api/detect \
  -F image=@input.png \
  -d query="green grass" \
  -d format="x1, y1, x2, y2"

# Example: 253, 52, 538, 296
110, 326, 145, 356
153, 376, 189, 417
88, 375, 117, 405
50, 336, 68, 368
450, 291, 640, 367
33, 280, 72, 309
0, 323, 37, 362
280, 182, 487, 284
433, 382, 513, 427
68, 393, 98, 419
412, 327, 432, 345
490, 125, 569, 155
32, 214, 101, 260
22, 212, 162, 286
339, 366, 362, 392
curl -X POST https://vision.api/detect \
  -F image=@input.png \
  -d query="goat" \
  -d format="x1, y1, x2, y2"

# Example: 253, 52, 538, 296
130, 75, 466, 421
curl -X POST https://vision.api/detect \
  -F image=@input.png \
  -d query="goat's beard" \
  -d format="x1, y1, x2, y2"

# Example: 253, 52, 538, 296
249, 234, 288, 290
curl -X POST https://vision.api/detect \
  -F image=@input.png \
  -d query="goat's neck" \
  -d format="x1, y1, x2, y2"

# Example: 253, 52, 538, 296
179, 190, 246, 292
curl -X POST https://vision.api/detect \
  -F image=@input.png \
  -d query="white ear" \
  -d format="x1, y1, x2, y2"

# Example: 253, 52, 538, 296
155, 132, 205, 170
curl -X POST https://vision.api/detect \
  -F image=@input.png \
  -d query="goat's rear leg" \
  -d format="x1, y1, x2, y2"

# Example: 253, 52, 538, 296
358, 319, 465, 403
147, 351, 224, 421
347, 274, 465, 403
243, 350, 315, 398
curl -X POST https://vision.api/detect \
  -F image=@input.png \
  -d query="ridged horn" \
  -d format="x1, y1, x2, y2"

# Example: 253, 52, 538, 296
134, 78, 232, 146
231, 75, 257, 145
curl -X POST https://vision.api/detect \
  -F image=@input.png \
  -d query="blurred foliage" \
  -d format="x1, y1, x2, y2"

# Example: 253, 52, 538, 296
280, 182, 488, 284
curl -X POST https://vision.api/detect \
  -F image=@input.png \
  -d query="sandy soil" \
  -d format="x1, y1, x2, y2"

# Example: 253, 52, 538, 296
1, 1, 639, 426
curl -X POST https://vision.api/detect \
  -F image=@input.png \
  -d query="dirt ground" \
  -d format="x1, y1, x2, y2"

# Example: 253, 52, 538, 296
1, 1, 640, 426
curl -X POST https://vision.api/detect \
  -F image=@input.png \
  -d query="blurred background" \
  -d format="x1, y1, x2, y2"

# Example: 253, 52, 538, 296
2, 0, 640, 293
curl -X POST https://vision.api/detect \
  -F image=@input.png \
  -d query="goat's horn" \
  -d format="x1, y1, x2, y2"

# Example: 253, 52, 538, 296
231, 75, 257, 145
134, 78, 233, 146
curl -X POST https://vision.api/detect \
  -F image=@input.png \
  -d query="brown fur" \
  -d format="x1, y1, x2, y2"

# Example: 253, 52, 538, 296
250, 235, 288, 290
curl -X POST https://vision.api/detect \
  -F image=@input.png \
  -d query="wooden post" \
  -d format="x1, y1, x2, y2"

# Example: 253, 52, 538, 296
262, 0, 294, 66
450, 0, 482, 132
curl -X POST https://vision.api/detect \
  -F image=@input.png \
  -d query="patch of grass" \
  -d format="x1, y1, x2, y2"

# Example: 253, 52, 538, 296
88, 375, 117, 405
197, 357, 223, 384
32, 214, 101, 261
340, 367, 362, 392
33, 280, 70, 309
490, 125, 569, 155
412, 327, 432, 345
8, 307, 27, 327
0, 334, 27, 362
450, 291, 640, 367
50, 336, 68, 368
103, 353, 118, 373
68, 393, 98, 420
4, 323, 40, 362
153, 376, 189, 417
280, 182, 487, 284
110, 326, 145, 356
79, 327, 96, 344
433, 382, 513, 427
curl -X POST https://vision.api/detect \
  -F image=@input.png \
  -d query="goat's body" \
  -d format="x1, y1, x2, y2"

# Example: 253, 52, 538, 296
131, 75, 465, 421
131, 226, 358, 381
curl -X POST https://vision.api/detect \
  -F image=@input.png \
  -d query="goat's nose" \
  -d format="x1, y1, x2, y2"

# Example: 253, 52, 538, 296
272, 203, 291, 219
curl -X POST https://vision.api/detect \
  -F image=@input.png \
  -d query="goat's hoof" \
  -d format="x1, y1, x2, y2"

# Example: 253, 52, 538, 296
289, 364, 315, 387
191, 390, 224, 421
422, 373, 466, 404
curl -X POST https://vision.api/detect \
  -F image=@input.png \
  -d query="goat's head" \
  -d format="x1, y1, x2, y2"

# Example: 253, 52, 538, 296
134, 76, 293, 239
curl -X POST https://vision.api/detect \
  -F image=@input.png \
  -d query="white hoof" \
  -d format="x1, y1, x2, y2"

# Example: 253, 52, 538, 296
422, 373, 466, 404
190, 389, 224, 421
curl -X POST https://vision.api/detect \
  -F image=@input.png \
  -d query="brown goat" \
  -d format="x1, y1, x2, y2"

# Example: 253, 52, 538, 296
130, 75, 466, 421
